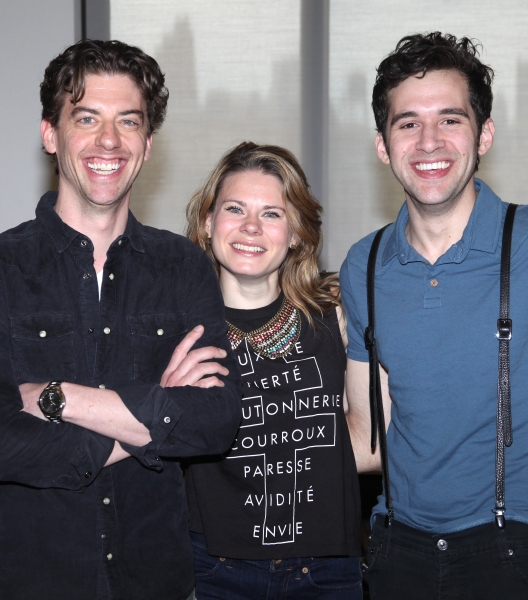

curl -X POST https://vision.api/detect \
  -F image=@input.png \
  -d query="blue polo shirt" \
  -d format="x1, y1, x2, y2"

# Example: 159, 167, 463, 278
340, 179, 528, 533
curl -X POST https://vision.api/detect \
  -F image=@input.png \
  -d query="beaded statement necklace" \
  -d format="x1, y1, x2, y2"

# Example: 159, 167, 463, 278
226, 296, 301, 359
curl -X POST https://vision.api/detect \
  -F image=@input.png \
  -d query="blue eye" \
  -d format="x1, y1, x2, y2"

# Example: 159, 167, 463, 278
226, 205, 243, 214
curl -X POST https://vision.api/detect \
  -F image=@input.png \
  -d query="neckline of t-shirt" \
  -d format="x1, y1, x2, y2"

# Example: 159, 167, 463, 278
224, 292, 284, 329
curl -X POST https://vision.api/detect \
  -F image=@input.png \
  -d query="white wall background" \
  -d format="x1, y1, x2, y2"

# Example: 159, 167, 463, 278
0, 0, 79, 231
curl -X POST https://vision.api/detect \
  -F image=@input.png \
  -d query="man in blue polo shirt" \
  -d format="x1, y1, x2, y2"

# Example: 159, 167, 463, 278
341, 32, 528, 599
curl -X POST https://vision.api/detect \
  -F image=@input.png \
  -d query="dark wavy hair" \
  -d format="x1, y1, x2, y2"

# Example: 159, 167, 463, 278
186, 142, 341, 326
40, 39, 169, 136
372, 32, 494, 154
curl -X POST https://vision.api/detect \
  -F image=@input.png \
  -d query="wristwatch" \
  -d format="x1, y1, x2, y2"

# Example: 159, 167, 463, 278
38, 381, 66, 423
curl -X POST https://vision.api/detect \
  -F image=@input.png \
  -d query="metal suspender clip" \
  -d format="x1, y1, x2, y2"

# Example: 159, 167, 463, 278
496, 318, 512, 341
384, 508, 394, 528
493, 508, 506, 529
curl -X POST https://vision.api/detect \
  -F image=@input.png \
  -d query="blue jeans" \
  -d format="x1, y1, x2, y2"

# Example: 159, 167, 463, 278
365, 516, 528, 600
190, 532, 362, 600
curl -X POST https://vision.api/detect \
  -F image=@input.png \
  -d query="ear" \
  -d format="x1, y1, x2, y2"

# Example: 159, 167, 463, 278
477, 118, 494, 157
41, 120, 57, 155
289, 233, 299, 248
205, 212, 213, 238
375, 132, 390, 164
143, 135, 153, 162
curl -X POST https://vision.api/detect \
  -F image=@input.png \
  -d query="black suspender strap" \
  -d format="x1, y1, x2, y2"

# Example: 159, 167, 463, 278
365, 204, 517, 531
494, 202, 517, 529
364, 224, 393, 527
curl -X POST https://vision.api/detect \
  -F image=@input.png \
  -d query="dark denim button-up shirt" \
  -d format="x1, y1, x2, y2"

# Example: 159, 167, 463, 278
0, 192, 242, 600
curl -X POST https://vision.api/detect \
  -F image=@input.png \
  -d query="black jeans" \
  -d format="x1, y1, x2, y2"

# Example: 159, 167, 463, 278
364, 516, 528, 600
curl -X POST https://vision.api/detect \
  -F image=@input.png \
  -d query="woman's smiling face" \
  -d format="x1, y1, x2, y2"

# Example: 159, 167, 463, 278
206, 170, 294, 285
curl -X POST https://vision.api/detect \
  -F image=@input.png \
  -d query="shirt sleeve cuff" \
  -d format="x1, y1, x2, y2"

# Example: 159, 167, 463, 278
115, 384, 183, 468
52, 429, 115, 490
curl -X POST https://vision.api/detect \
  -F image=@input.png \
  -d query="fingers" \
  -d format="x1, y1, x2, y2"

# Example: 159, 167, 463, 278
160, 326, 206, 387
161, 346, 228, 387
163, 325, 204, 368
194, 376, 225, 389
160, 325, 231, 388
163, 360, 229, 388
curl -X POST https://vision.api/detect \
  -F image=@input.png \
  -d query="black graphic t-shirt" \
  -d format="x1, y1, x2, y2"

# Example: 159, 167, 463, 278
187, 294, 361, 559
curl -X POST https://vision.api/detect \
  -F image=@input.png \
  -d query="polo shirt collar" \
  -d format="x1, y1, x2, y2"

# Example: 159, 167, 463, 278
36, 191, 145, 254
382, 178, 503, 266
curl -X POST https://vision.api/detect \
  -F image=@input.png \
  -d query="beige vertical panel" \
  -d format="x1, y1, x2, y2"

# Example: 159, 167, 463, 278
111, 0, 300, 234
329, 0, 528, 269
0, 0, 76, 231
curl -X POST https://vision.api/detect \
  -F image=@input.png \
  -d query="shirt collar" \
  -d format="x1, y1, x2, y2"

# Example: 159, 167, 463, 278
382, 178, 503, 266
36, 191, 145, 254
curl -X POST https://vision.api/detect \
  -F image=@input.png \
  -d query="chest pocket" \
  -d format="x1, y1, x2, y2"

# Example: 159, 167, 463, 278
10, 313, 75, 382
129, 312, 187, 383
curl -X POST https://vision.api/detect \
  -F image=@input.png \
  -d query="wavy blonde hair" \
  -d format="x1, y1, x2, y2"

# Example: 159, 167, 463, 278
186, 141, 340, 326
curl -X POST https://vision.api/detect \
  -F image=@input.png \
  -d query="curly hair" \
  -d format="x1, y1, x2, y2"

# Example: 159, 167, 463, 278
372, 32, 494, 166
40, 39, 169, 136
186, 142, 340, 326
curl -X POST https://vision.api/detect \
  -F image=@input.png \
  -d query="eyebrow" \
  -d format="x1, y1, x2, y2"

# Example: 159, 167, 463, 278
390, 107, 470, 127
70, 107, 145, 122
222, 199, 285, 211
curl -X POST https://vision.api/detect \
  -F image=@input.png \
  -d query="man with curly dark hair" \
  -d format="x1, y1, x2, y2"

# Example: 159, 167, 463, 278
0, 40, 241, 600
341, 32, 528, 599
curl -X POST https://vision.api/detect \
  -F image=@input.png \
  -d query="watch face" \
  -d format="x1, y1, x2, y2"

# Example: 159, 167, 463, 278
40, 387, 64, 414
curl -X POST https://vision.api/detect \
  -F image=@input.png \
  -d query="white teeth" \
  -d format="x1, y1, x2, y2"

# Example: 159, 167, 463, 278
87, 161, 121, 174
232, 243, 265, 253
416, 161, 450, 171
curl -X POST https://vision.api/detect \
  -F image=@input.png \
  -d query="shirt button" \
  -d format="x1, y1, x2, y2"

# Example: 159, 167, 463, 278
80, 239, 88, 247
99, 384, 106, 389
157, 329, 164, 336
164, 416, 171, 424
430, 279, 439, 287
107, 553, 113, 560
109, 273, 114, 280
118, 240, 122, 246
85, 471, 92, 479
103, 327, 111, 334
39, 330, 47, 338
437, 539, 448, 551
83, 273, 91, 279
103, 497, 111, 505
101, 534, 105, 539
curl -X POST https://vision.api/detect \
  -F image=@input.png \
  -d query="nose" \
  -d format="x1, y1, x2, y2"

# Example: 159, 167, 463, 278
416, 122, 445, 154
96, 121, 121, 150
241, 213, 262, 235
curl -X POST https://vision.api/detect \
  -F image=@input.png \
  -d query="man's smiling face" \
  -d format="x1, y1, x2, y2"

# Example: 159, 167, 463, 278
41, 73, 152, 213
375, 69, 494, 215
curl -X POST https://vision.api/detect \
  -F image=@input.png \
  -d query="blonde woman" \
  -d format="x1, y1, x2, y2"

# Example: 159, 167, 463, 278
185, 142, 362, 599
